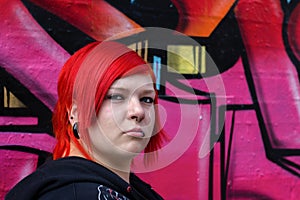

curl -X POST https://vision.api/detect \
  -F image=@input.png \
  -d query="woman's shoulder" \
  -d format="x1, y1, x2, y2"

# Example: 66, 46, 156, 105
38, 183, 131, 200
5, 157, 127, 200
6, 157, 164, 200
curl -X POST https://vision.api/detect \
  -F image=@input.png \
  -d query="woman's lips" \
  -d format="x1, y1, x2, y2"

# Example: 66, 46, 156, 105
124, 128, 145, 138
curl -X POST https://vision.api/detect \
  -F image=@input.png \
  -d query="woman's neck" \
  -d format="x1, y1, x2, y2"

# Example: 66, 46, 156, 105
69, 142, 132, 183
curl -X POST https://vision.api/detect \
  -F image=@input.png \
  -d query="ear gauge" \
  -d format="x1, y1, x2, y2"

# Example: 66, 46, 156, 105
72, 122, 80, 139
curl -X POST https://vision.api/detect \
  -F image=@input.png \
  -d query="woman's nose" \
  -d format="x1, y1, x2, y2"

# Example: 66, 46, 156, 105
127, 97, 145, 122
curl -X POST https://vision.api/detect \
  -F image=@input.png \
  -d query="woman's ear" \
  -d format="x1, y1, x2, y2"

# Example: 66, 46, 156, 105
68, 103, 78, 126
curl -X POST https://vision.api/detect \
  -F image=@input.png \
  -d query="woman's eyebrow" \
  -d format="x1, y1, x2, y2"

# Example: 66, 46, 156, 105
109, 86, 155, 92
108, 87, 156, 96
142, 89, 156, 94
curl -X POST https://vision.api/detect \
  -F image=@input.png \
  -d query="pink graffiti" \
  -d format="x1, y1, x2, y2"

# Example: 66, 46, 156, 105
0, 0, 299, 199
235, 0, 300, 148
288, 2, 300, 62
0, 0, 69, 110
29, 0, 143, 41
0, 132, 55, 198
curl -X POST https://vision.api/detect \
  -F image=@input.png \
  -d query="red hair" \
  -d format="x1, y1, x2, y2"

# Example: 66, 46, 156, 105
52, 41, 166, 161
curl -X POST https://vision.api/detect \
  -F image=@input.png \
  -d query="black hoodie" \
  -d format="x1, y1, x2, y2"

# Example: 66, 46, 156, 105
5, 157, 164, 200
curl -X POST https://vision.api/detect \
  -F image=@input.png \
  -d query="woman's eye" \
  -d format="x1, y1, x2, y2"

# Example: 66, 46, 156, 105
141, 97, 154, 104
106, 94, 124, 101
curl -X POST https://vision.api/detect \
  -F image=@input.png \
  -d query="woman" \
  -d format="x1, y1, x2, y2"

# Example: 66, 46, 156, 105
6, 41, 166, 200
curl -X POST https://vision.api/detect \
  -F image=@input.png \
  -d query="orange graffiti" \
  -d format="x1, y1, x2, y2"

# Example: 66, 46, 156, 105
172, 0, 236, 37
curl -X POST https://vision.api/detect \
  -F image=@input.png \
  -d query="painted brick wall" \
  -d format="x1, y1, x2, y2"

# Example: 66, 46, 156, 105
0, 0, 299, 199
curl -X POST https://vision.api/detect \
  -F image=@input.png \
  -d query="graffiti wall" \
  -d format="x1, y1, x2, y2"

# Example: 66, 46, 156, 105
0, 0, 299, 199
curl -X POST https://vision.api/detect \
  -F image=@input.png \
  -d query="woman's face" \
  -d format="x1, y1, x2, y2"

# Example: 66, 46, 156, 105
88, 73, 156, 160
